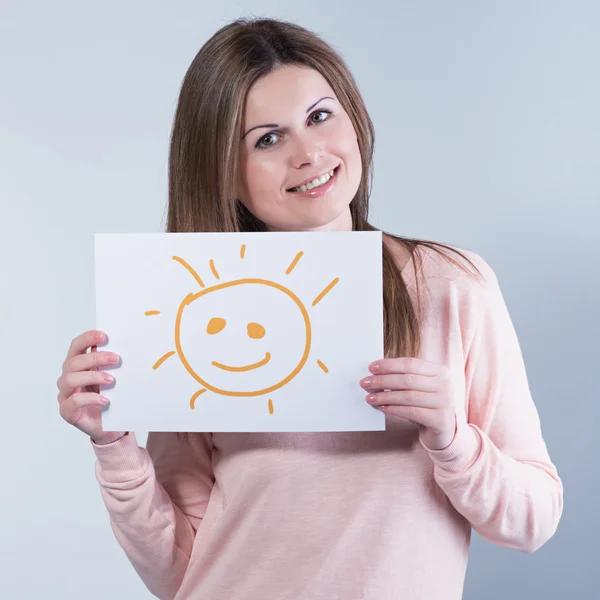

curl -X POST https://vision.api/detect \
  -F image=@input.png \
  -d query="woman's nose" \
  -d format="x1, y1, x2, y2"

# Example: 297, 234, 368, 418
290, 134, 324, 168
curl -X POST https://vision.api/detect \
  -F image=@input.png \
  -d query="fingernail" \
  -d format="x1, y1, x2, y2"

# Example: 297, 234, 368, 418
107, 353, 120, 363
361, 378, 371, 387
95, 332, 105, 341
366, 394, 377, 403
100, 396, 110, 404
369, 362, 380, 371
103, 373, 114, 383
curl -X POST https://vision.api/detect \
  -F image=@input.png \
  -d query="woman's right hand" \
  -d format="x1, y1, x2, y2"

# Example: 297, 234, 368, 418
57, 330, 127, 445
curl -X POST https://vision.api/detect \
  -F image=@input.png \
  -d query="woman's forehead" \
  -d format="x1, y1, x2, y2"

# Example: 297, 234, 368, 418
244, 66, 335, 119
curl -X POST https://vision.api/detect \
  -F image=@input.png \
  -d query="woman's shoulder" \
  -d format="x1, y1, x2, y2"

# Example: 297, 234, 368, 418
385, 234, 497, 296
421, 242, 494, 283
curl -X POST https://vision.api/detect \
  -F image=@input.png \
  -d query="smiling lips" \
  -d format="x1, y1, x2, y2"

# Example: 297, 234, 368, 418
211, 352, 271, 372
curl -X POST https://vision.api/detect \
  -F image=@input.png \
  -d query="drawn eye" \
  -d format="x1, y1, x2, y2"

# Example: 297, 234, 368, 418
247, 322, 266, 339
207, 317, 226, 334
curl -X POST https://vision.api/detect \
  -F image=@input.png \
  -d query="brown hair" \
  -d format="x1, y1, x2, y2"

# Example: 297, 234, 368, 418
167, 17, 482, 363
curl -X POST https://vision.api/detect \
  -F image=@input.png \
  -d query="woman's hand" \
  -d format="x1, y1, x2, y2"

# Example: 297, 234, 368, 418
360, 358, 457, 450
56, 330, 127, 445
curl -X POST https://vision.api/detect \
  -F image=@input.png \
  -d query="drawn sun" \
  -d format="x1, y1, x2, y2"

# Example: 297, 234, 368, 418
145, 243, 339, 414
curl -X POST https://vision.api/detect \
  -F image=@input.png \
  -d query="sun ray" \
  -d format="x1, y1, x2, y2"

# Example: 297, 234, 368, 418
316, 359, 329, 373
153, 351, 176, 370
268, 399, 274, 414
312, 277, 340, 306
145, 310, 161, 316
172, 255, 205, 288
240, 243, 246, 259
285, 251, 304, 275
190, 388, 206, 410
209, 259, 220, 280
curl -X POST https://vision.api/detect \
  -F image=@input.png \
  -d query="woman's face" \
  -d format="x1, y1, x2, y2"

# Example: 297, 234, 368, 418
238, 65, 362, 232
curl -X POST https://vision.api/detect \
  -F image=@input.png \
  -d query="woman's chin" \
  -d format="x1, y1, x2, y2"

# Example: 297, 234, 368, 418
270, 206, 352, 232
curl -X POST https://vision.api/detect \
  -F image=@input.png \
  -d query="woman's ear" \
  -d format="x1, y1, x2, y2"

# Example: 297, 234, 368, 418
233, 171, 246, 203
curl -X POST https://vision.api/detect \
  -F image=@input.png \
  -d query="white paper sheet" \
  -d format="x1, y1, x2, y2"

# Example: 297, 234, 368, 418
94, 231, 385, 432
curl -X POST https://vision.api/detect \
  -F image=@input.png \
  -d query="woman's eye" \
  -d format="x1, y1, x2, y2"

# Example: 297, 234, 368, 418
310, 109, 332, 124
256, 133, 279, 149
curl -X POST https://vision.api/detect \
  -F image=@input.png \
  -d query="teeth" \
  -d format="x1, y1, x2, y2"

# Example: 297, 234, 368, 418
291, 169, 335, 193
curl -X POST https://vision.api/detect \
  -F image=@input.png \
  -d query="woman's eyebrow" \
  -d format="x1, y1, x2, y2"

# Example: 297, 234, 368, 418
241, 96, 335, 139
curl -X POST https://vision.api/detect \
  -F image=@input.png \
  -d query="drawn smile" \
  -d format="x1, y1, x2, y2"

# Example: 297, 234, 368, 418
211, 352, 271, 372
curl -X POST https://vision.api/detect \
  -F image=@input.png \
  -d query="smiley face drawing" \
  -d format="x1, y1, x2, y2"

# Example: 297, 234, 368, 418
176, 278, 312, 397
147, 246, 338, 414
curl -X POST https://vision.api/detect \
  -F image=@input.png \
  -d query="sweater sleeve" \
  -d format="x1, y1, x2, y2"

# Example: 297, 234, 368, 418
92, 430, 215, 599
419, 254, 564, 553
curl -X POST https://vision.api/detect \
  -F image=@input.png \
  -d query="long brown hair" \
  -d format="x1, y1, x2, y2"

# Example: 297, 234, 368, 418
167, 17, 482, 361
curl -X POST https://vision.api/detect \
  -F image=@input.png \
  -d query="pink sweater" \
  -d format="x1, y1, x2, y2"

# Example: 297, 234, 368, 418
91, 245, 563, 600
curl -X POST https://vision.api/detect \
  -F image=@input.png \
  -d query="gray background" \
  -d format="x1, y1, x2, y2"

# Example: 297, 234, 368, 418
1, 1, 597, 598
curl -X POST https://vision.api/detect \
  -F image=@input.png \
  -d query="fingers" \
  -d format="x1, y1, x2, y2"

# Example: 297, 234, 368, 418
63, 350, 120, 375
366, 389, 435, 408
65, 330, 106, 361
57, 370, 115, 397
369, 357, 440, 376
360, 373, 438, 393
59, 392, 108, 424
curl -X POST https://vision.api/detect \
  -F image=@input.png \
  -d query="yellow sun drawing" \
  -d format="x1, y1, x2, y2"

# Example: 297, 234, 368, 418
145, 244, 339, 414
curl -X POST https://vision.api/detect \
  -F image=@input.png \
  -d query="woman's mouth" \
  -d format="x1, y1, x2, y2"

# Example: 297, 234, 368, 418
287, 166, 340, 196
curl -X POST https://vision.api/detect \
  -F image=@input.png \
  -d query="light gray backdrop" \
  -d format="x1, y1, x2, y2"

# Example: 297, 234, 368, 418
1, 1, 597, 598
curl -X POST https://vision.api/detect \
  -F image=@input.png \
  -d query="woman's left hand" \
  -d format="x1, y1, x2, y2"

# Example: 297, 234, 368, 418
360, 358, 457, 450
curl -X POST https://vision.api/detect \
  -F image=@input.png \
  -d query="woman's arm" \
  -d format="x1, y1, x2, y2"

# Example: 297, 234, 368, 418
92, 430, 214, 598
420, 254, 564, 553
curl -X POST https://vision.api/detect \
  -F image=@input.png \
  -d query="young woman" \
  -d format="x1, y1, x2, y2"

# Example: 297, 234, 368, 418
56, 18, 563, 600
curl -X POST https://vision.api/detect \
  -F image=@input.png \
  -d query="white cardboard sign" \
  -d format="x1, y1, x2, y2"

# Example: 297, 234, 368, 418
94, 231, 385, 432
